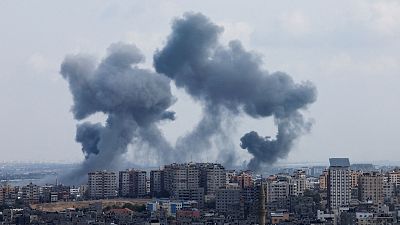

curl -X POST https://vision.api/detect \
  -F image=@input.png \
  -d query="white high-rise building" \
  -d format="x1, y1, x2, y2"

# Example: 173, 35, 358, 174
328, 158, 351, 210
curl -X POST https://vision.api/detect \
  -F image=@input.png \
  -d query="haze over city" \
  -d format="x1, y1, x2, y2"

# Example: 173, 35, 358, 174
1, 0, 399, 167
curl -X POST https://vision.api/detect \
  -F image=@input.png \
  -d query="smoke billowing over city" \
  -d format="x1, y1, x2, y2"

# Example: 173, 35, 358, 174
154, 13, 317, 171
3, 2, 400, 224
60, 43, 176, 182
60, 12, 317, 182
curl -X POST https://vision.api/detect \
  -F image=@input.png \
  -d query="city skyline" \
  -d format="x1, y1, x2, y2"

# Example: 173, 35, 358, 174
1, 1, 399, 166
2, 157, 400, 225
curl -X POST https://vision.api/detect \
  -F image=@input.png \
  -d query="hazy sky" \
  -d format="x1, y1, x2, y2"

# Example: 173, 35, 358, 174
0, 0, 399, 165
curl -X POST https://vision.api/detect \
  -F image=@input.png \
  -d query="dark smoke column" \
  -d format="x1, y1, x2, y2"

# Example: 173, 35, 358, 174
154, 12, 317, 171
60, 43, 176, 183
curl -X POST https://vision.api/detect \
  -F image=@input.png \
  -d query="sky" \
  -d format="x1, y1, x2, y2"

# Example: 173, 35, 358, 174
0, 0, 399, 165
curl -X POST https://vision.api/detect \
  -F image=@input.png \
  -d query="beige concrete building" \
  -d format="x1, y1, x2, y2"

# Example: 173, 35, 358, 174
382, 181, 395, 200
163, 163, 201, 195
266, 180, 290, 203
358, 172, 383, 204
351, 171, 362, 188
88, 171, 117, 199
291, 170, 308, 196
203, 163, 226, 196
234, 171, 254, 189
319, 170, 328, 190
215, 186, 241, 214
163, 162, 226, 198
21, 183, 40, 204
0, 185, 17, 206
389, 169, 400, 186
118, 169, 147, 198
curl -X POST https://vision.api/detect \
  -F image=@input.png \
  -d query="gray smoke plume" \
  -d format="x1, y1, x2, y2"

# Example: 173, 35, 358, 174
60, 43, 175, 182
240, 112, 312, 171
60, 12, 317, 179
154, 12, 317, 170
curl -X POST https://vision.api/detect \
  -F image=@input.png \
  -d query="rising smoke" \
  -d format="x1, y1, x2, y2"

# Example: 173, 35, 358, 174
60, 43, 176, 182
154, 12, 317, 171
60, 12, 317, 181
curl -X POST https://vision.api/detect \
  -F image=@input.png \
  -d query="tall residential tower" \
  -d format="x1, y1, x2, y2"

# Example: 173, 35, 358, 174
328, 158, 351, 210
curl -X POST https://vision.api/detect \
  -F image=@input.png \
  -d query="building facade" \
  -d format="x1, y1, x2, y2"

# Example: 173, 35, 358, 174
22, 183, 40, 204
389, 169, 400, 186
267, 180, 290, 203
199, 163, 226, 196
150, 169, 165, 197
291, 170, 308, 196
235, 171, 254, 189
328, 158, 351, 210
358, 172, 383, 204
164, 163, 200, 195
319, 170, 328, 190
119, 169, 147, 198
88, 171, 117, 199
215, 187, 241, 214
351, 170, 362, 188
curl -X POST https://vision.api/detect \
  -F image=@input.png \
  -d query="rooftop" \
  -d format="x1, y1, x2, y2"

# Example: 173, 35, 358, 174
329, 158, 350, 167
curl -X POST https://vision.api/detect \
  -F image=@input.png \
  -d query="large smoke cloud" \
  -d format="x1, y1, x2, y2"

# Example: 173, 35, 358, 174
154, 12, 317, 171
60, 43, 175, 182
60, 12, 317, 180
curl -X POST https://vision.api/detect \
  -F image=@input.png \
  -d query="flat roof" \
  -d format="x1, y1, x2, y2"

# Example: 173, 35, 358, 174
329, 158, 350, 167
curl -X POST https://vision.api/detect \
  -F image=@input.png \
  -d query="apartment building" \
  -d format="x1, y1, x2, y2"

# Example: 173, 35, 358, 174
291, 170, 308, 196
88, 171, 117, 199
328, 158, 351, 210
199, 163, 226, 196
164, 163, 200, 195
215, 187, 241, 214
234, 171, 254, 189
266, 180, 290, 203
358, 172, 383, 204
119, 169, 147, 198
150, 169, 165, 197
389, 169, 400, 186
21, 183, 40, 204
319, 170, 328, 190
